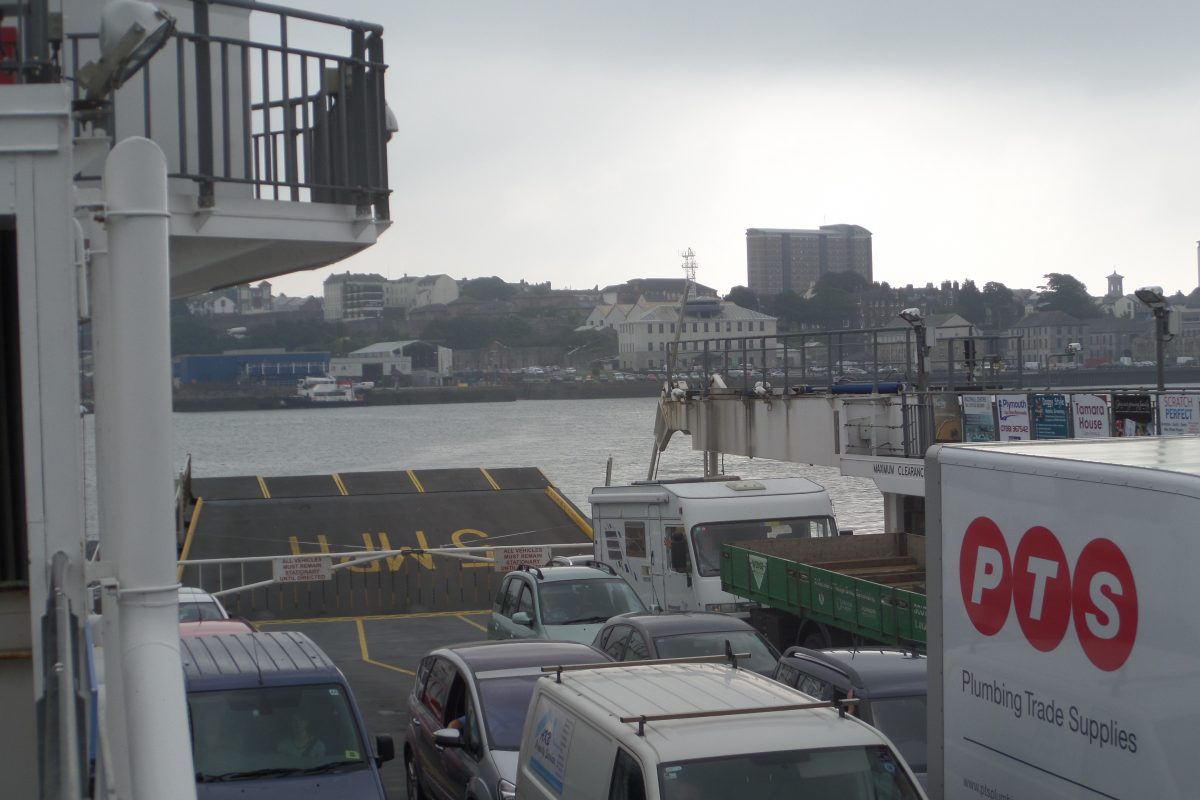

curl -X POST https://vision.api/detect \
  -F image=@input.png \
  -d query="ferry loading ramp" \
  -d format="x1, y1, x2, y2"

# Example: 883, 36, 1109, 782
178, 467, 593, 620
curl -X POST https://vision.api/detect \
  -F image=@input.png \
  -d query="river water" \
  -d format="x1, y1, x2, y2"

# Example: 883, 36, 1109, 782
83, 396, 883, 536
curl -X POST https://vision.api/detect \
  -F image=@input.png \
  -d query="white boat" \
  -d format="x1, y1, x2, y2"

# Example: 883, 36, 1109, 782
282, 376, 365, 407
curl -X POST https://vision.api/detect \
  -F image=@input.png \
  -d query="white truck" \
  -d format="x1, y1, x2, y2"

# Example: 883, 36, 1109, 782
926, 437, 1200, 799
588, 477, 840, 615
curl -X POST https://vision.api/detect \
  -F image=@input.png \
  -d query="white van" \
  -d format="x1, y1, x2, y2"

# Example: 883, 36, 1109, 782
514, 659, 926, 800
588, 477, 839, 615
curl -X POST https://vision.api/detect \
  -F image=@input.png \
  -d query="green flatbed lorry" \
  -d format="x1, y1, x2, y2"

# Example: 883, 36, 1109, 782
720, 533, 927, 650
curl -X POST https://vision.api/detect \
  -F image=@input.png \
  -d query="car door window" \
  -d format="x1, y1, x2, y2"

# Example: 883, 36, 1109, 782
501, 578, 522, 617
625, 631, 649, 661
515, 583, 534, 618
775, 662, 800, 687
603, 625, 632, 660
420, 658, 455, 721
413, 656, 435, 701
609, 748, 646, 800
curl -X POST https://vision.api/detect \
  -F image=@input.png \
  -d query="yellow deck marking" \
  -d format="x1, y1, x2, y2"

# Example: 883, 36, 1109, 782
407, 470, 425, 493
356, 619, 416, 675
255, 609, 490, 626
455, 614, 487, 632
481, 468, 501, 491
176, 498, 204, 581
257, 476, 271, 499
545, 486, 593, 539
332, 473, 349, 496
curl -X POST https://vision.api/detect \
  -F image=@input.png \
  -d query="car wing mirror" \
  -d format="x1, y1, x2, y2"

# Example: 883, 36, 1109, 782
375, 734, 395, 765
512, 611, 533, 627
433, 728, 464, 748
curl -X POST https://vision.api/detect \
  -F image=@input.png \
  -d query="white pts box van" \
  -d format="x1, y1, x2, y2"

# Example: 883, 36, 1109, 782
515, 659, 926, 800
927, 438, 1200, 799
588, 477, 839, 615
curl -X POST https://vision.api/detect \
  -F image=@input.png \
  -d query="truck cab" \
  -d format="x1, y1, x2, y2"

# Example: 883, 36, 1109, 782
588, 477, 838, 615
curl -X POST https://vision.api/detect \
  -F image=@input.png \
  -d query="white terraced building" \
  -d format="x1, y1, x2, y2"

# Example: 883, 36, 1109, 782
616, 302, 778, 371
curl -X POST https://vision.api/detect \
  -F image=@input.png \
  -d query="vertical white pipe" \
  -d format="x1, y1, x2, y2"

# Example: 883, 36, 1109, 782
94, 137, 197, 800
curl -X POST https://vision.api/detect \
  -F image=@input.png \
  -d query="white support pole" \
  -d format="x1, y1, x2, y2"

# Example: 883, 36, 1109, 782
94, 138, 197, 800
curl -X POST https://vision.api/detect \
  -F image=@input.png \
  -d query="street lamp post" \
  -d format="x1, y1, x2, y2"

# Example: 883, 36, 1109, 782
900, 308, 928, 394
1135, 287, 1171, 393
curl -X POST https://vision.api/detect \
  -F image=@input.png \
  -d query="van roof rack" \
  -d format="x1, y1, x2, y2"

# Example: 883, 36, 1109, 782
540, 649, 751, 683
620, 699, 855, 737
630, 475, 742, 486
516, 564, 544, 579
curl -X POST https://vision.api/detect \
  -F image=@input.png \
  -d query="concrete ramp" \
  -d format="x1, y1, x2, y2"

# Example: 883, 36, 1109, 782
180, 467, 592, 620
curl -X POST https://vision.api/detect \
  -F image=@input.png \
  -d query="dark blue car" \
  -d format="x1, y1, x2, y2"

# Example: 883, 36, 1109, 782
181, 631, 393, 798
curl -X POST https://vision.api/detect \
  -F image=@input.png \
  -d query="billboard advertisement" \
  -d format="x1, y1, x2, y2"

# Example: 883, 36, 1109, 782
1071, 393, 1110, 438
1031, 393, 1070, 439
1159, 394, 1200, 436
961, 394, 996, 442
1113, 393, 1155, 436
995, 394, 1030, 441
933, 393, 963, 443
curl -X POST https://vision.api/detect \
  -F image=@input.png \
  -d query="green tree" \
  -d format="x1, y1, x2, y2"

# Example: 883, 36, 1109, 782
170, 316, 232, 355
814, 270, 869, 295
956, 280, 986, 326
763, 291, 809, 330
1038, 273, 1101, 318
460, 276, 517, 301
982, 282, 1020, 329
725, 286, 760, 311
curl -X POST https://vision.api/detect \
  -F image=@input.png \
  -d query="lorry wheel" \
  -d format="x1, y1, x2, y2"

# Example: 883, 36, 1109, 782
799, 624, 831, 649
405, 754, 426, 800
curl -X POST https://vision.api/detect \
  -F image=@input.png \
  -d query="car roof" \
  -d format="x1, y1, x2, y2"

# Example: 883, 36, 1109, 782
180, 631, 342, 689
179, 619, 255, 638
437, 639, 609, 674
545, 662, 887, 763
779, 647, 927, 698
508, 565, 619, 583
178, 586, 219, 600
612, 611, 756, 637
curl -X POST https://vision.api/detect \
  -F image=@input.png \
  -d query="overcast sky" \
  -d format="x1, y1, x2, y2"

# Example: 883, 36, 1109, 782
263, 1, 1200, 301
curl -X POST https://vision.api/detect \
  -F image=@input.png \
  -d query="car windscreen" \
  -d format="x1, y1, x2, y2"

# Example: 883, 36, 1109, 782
690, 516, 836, 577
651, 629, 779, 675
189, 683, 368, 782
659, 745, 921, 800
477, 675, 541, 751
867, 695, 927, 773
538, 578, 645, 625
179, 600, 224, 622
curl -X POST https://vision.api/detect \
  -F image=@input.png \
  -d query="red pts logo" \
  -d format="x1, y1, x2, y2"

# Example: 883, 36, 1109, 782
959, 516, 1138, 671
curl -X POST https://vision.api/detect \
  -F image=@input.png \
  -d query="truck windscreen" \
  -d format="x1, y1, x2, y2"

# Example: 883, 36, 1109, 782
690, 517, 835, 577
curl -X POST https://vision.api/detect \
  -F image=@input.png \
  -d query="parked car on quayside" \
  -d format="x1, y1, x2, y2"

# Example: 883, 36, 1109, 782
592, 611, 780, 677
406, 640, 610, 800
775, 647, 928, 788
488, 564, 646, 644
183, 631, 393, 798
178, 586, 229, 622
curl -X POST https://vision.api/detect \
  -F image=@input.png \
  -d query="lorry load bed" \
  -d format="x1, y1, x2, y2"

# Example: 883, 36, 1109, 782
721, 532, 927, 647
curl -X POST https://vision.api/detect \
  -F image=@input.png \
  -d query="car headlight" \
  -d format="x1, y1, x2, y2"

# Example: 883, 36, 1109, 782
499, 778, 517, 800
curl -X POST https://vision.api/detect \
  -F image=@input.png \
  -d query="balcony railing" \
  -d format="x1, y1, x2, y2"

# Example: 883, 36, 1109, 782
67, 0, 389, 220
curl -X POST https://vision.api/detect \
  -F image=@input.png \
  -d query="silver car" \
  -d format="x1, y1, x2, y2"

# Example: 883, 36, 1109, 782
405, 640, 610, 800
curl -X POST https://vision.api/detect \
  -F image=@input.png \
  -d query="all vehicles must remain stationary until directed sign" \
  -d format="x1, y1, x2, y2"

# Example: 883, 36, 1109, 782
273, 556, 334, 583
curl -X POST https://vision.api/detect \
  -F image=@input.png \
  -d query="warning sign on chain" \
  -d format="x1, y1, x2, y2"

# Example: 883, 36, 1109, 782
493, 546, 553, 572
273, 556, 333, 583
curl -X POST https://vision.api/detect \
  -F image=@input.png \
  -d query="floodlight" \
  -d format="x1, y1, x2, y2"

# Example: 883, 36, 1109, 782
1066, 342, 1082, 354
1135, 286, 1167, 309
899, 308, 923, 325
77, 0, 176, 101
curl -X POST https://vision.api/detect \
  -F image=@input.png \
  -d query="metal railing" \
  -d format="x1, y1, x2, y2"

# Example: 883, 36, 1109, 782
66, 0, 390, 218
